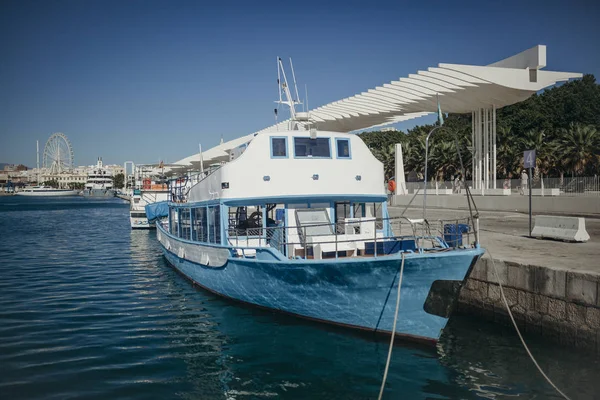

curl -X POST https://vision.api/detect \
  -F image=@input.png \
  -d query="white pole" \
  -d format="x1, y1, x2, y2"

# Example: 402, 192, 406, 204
199, 144, 204, 175
277, 57, 282, 103
36, 140, 40, 184
289, 57, 301, 106
395, 143, 407, 195
472, 111, 477, 189
477, 109, 482, 190
484, 108, 488, 190
493, 105, 497, 189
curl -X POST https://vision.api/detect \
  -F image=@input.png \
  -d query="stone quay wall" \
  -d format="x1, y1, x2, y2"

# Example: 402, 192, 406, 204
457, 257, 600, 353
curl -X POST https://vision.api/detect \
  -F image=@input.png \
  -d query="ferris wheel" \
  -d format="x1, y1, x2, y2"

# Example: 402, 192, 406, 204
43, 132, 74, 174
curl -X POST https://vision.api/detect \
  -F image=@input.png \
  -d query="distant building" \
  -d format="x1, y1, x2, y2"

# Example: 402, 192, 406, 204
381, 127, 398, 132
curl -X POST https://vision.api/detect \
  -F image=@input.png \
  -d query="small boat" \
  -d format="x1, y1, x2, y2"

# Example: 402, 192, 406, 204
129, 165, 170, 229
152, 60, 484, 344
81, 158, 115, 197
16, 186, 79, 196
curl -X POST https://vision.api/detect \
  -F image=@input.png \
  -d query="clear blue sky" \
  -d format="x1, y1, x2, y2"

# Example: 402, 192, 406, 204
1, 0, 599, 167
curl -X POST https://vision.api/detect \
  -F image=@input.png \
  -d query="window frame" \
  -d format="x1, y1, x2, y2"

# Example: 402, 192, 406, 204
270, 136, 289, 159
335, 138, 352, 159
293, 137, 332, 159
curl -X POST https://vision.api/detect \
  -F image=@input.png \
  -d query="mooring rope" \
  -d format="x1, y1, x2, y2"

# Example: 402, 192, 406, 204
487, 249, 571, 400
378, 252, 405, 400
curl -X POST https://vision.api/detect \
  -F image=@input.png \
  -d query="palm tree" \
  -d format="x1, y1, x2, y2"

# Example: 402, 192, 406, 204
557, 123, 600, 176
372, 144, 395, 180
404, 135, 426, 175
429, 141, 459, 182
496, 125, 519, 178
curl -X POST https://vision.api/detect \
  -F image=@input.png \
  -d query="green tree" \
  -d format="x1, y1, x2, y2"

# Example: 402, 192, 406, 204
112, 173, 125, 189
68, 182, 85, 190
372, 144, 395, 180
557, 123, 600, 175
43, 179, 59, 188
429, 141, 459, 181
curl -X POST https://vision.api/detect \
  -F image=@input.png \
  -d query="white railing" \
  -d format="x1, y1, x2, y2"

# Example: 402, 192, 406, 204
226, 215, 478, 260
401, 176, 600, 197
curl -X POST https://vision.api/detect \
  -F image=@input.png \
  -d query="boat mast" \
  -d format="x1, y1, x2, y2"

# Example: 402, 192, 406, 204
276, 57, 302, 128
36, 140, 40, 185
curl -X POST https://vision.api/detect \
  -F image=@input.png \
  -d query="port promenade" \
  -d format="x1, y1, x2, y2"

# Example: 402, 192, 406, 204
389, 204, 600, 353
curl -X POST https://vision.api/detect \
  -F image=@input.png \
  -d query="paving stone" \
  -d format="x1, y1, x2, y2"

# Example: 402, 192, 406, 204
487, 283, 502, 306
566, 302, 587, 326
503, 287, 519, 308
468, 259, 488, 281
585, 307, 600, 329
518, 291, 535, 311
566, 272, 598, 306
548, 298, 567, 320
506, 262, 536, 291
485, 258, 508, 286
535, 266, 566, 299
534, 294, 550, 315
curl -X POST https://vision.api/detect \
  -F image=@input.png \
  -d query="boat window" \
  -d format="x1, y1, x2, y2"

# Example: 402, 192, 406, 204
170, 208, 179, 236
294, 137, 331, 158
180, 208, 191, 240
353, 202, 365, 218
208, 205, 221, 244
270, 137, 288, 158
193, 207, 208, 242
365, 203, 384, 229
336, 138, 351, 158
334, 201, 351, 223
295, 208, 334, 237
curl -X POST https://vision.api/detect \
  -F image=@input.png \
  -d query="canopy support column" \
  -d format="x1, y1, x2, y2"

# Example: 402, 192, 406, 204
471, 107, 497, 190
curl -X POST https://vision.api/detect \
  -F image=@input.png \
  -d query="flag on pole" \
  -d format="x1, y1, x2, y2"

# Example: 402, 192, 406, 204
437, 93, 444, 126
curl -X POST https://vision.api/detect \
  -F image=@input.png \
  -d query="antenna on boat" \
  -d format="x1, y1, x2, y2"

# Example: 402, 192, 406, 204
275, 57, 303, 129
305, 84, 309, 113
289, 57, 301, 106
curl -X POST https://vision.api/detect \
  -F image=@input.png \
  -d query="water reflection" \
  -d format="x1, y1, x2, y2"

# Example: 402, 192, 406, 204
1, 195, 598, 399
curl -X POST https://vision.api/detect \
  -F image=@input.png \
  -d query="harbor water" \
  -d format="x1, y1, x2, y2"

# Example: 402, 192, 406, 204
1, 196, 598, 399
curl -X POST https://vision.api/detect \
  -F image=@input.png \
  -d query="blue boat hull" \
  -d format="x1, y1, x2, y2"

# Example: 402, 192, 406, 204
159, 234, 483, 343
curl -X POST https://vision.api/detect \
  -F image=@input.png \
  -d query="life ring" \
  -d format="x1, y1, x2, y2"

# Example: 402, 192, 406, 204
387, 180, 396, 193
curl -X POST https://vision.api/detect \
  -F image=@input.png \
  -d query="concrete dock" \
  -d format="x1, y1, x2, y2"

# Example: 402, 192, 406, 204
388, 206, 600, 353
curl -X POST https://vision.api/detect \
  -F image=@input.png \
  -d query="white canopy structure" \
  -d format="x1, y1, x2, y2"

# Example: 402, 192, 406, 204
176, 45, 581, 189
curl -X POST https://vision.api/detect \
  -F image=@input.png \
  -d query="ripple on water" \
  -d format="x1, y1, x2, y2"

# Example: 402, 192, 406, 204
1, 196, 600, 400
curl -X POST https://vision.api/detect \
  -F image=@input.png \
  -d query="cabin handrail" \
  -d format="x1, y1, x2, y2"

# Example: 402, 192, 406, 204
226, 214, 477, 259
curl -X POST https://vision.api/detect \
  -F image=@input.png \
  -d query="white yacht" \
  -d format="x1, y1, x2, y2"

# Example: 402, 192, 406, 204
16, 186, 79, 196
82, 158, 115, 197
129, 166, 170, 229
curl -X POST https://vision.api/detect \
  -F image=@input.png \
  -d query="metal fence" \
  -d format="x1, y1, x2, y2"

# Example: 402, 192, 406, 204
227, 215, 478, 260
402, 176, 600, 197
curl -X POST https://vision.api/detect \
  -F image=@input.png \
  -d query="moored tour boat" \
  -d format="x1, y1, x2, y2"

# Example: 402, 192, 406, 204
16, 186, 79, 196
153, 60, 484, 344
155, 127, 483, 344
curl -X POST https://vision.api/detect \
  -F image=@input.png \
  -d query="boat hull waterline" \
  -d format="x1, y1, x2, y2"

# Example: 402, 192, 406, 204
81, 189, 116, 197
157, 224, 483, 343
16, 190, 79, 197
